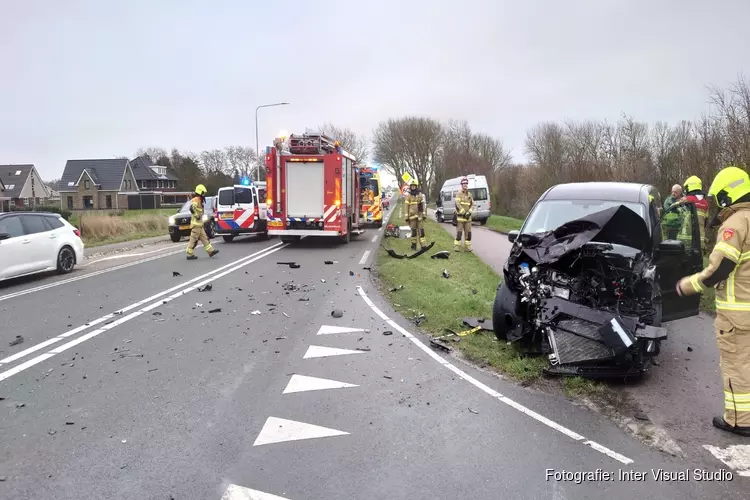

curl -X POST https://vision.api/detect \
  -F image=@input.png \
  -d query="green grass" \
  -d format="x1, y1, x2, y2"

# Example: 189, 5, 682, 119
700, 255, 715, 313
563, 377, 606, 398
71, 209, 171, 247
483, 214, 524, 234
376, 208, 546, 384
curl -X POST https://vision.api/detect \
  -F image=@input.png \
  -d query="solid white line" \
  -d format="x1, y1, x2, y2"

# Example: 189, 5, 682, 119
0, 242, 284, 368
355, 285, 634, 466
83, 246, 183, 265
371, 235, 378, 243
358, 250, 371, 265
0, 243, 286, 383
0, 247, 188, 303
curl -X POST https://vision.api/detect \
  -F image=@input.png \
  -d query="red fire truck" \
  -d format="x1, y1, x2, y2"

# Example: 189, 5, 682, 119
264, 132, 364, 244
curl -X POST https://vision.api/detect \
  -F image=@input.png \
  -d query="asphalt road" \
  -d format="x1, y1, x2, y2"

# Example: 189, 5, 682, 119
0, 207, 746, 499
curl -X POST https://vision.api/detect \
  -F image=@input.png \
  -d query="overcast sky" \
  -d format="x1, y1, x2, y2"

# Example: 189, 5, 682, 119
2, 0, 749, 183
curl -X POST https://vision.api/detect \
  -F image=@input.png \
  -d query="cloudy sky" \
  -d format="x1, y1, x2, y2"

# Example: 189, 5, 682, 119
2, 0, 749, 182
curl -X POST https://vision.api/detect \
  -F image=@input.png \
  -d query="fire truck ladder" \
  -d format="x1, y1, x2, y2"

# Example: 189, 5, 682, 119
288, 133, 338, 155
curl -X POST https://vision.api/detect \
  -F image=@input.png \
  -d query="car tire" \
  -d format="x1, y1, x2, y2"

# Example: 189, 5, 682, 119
223, 235, 235, 243
259, 231, 270, 240
170, 234, 181, 243
281, 235, 301, 244
375, 220, 382, 228
437, 212, 444, 223
56, 246, 76, 274
480, 218, 488, 225
206, 220, 216, 239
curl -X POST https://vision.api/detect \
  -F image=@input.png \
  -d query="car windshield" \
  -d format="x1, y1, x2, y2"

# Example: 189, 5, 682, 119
178, 200, 191, 213
522, 199, 647, 251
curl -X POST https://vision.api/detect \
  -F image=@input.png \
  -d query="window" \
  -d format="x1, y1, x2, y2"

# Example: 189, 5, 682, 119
20, 214, 49, 234
43, 216, 64, 230
142, 181, 147, 189
442, 191, 452, 202
0, 215, 24, 238
218, 189, 235, 206
235, 187, 254, 204
84, 180, 90, 190
469, 188, 488, 201
67, 196, 73, 209
368, 180, 380, 197
6, 184, 14, 190
106, 195, 112, 209
258, 189, 267, 201
14, 170, 21, 175
83, 196, 93, 209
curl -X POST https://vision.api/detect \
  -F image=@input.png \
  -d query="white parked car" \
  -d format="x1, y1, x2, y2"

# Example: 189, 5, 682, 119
0, 212, 84, 282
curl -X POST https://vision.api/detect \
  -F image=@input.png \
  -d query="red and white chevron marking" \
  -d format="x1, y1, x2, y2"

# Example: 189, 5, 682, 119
323, 205, 339, 223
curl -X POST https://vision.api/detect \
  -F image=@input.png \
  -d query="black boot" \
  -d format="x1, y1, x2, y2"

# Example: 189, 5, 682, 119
411, 242, 417, 250
712, 416, 750, 436
208, 249, 219, 257
186, 255, 197, 260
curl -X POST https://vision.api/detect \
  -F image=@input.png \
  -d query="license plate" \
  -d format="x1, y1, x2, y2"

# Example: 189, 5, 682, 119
179, 225, 190, 230
220, 213, 234, 220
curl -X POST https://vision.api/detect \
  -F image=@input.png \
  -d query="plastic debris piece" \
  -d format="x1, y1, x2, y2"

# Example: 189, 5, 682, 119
431, 251, 450, 259
9, 335, 24, 347
331, 309, 344, 318
251, 310, 261, 315
442, 269, 450, 278
197, 284, 212, 292
208, 308, 221, 314
172, 271, 182, 277
383, 331, 393, 336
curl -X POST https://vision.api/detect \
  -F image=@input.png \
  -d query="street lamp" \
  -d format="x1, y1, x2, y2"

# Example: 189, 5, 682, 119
255, 102, 290, 179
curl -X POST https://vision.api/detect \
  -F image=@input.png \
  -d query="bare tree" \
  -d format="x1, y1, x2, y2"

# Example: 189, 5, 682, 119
135, 147, 168, 163
200, 149, 230, 175
318, 123, 369, 162
225, 146, 259, 178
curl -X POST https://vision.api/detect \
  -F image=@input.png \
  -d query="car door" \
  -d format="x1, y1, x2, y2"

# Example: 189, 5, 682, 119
216, 187, 236, 228
654, 202, 703, 321
233, 186, 256, 227
19, 214, 56, 271
0, 215, 31, 279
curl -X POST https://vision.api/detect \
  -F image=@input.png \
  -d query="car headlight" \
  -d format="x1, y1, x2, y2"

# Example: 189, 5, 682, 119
202, 214, 209, 222
168, 216, 175, 225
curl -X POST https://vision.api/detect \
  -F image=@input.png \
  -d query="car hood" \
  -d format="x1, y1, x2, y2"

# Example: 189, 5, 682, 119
516, 205, 650, 265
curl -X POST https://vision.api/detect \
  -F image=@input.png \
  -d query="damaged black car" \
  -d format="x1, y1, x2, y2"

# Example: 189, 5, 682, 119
493, 182, 703, 378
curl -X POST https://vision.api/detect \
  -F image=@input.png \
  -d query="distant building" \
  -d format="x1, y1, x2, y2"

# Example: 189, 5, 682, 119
0, 164, 53, 210
129, 156, 180, 191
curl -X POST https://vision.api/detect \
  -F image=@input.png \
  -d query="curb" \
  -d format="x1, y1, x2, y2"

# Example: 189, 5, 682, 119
83, 235, 172, 260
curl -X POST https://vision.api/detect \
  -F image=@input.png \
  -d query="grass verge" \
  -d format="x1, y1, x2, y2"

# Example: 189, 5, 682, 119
483, 214, 524, 234
78, 213, 170, 247
700, 255, 716, 313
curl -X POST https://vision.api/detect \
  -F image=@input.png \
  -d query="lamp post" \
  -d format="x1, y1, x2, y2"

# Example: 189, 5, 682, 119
255, 102, 290, 179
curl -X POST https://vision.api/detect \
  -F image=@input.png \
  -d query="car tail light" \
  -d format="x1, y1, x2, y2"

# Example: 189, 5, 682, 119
74, 228, 81, 238
254, 205, 259, 216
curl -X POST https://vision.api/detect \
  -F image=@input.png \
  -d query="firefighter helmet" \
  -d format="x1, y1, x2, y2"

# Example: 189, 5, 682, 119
409, 179, 419, 187
460, 177, 469, 185
684, 175, 703, 193
708, 166, 750, 208
194, 184, 208, 196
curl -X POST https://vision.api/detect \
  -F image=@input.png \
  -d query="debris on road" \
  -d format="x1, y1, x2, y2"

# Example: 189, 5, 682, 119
283, 312, 290, 318
278, 261, 301, 269
349, 271, 355, 276
276, 336, 287, 340
197, 284, 213, 292
634, 411, 650, 421
363, 266, 372, 271
203, 338, 214, 343
431, 251, 450, 259
442, 269, 450, 279
389, 285, 404, 292
152, 312, 162, 316
123, 339, 132, 344
356, 347, 371, 352
687, 346, 693, 352
299, 297, 309, 302
462, 317, 494, 331
15, 403, 25, 408
411, 313, 426, 326
331, 309, 344, 318
48, 430, 56, 435
321, 279, 326, 283
383, 375, 393, 380
324, 260, 335, 265
148, 368, 158, 373
208, 308, 222, 314
429, 338, 452, 352
9, 335, 24, 347
382, 331, 393, 336
65, 421, 74, 425
172, 271, 182, 277
468, 408, 479, 415
251, 310, 261, 315
120, 353, 144, 358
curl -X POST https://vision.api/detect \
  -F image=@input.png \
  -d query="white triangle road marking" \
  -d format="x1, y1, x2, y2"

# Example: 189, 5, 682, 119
253, 416, 349, 446
283, 374, 359, 394
703, 444, 750, 476
221, 484, 291, 500
316, 325, 366, 335
303, 345, 364, 359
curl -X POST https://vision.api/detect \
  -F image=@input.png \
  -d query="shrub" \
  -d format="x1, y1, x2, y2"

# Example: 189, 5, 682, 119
10, 205, 72, 220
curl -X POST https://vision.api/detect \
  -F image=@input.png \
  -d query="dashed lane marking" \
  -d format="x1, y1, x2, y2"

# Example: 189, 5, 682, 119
0, 243, 286, 383
316, 325, 366, 335
358, 250, 371, 265
221, 485, 290, 500
283, 374, 358, 394
371, 234, 378, 243
356, 285, 634, 466
302, 345, 364, 359
252, 416, 349, 446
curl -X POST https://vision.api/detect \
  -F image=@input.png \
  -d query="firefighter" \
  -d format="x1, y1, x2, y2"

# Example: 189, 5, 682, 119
454, 177, 474, 252
186, 184, 219, 260
403, 179, 426, 250
663, 184, 684, 240
681, 175, 710, 253
676, 165, 750, 436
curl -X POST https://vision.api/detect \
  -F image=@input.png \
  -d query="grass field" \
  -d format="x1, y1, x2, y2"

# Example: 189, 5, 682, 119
483, 215, 524, 234
71, 209, 173, 247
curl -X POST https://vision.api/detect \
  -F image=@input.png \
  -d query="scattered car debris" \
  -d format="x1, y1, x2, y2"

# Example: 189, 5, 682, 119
172, 271, 182, 277
431, 251, 450, 259
283, 312, 290, 318
634, 411, 650, 421
468, 408, 479, 415
429, 338, 452, 352
208, 308, 222, 314
9, 335, 24, 347
195, 303, 203, 307
148, 368, 158, 372
471, 288, 478, 294
349, 271, 355, 276
463, 318, 494, 331
356, 347, 371, 352
120, 353, 144, 358
321, 279, 326, 283
383, 375, 393, 380
152, 312, 162, 316
197, 284, 213, 292
276, 336, 287, 340
0, 476, 6, 481
65, 421, 74, 425
382, 331, 393, 336
48, 430, 56, 435
299, 297, 309, 302
687, 346, 693, 352
15, 402, 25, 408
278, 261, 300, 269
442, 269, 450, 279
324, 260, 335, 265
203, 338, 214, 343
114, 311, 124, 315
331, 309, 344, 318
363, 266, 372, 271
389, 285, 404, 292
411, 313, 426, 326
251, 310, 261, 315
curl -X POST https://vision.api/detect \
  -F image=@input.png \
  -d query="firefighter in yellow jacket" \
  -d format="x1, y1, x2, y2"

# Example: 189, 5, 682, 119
403, 179, 426, 250
676, 166, 750, 436
454, 177, 474, 252
186, 184, 219, 260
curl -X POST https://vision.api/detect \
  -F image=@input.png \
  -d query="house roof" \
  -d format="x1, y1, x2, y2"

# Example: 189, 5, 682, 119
60, 159, 131, 191
130, 156, 180, 182
0, 164, 34, 199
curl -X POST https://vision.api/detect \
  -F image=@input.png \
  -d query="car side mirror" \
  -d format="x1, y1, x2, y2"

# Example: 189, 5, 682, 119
0, 232, 10, 241
507, 230, 519, 243
658, 239, 684, 255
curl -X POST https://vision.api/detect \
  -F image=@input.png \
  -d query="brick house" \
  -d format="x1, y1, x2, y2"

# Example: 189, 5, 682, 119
0, 164, 53, 209
59, 159, 164, 210
129, 156, 180, 191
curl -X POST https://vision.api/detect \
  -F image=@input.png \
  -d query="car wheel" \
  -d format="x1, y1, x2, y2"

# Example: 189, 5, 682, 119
480, 218, 488, 226
223, 235, 235, 243
170, 234, 181, 243
206, 220, 216, 239
56, 246, 76, 274
281, 236, 301, 244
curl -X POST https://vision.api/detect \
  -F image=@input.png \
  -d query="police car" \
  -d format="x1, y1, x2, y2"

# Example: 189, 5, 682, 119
214, 179, 269, 242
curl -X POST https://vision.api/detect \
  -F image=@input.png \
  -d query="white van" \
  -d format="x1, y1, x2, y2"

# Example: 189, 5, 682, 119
214, 183, 268, 242
436, 174, 491, 225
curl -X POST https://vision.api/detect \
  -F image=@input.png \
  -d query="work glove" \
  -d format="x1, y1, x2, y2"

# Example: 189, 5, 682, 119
465, 212, 472, 220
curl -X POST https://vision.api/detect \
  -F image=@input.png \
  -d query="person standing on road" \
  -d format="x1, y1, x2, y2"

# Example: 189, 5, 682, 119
676, 165, 750, 437
186, 184, 219, 261
403, 179, 426, 250
454, 177, 474, 252
681, 175, 710, 253
663, 184, 684, 240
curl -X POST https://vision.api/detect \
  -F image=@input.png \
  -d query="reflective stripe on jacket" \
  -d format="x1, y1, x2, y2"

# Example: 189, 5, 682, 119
190, 196, 204, 228
455, 190, 474, 222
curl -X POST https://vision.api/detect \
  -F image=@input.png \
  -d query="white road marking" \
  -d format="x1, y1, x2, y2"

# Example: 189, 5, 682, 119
302, 345, 364, 359
358, 250, 371, 265
0, 244, 286, 383
283, 374, 358, 394
0, 247, 188, 303
371, 235, 378, 243
703, 444, 750, 476
316, 325, 366, 335
356, 285, 634, 466
221, 485, 291, 500
82, 246, 183, 265
253, 416, 349, 446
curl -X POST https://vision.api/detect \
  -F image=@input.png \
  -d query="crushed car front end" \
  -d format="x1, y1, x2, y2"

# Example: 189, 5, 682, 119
493, 205, 668, 379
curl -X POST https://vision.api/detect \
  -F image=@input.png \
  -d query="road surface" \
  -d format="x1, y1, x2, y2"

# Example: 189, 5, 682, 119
0, 208, 746, 500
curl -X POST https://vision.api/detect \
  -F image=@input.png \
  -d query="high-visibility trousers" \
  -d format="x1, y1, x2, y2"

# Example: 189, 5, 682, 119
716, 323, 750, 427
187, 226, 215, 256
